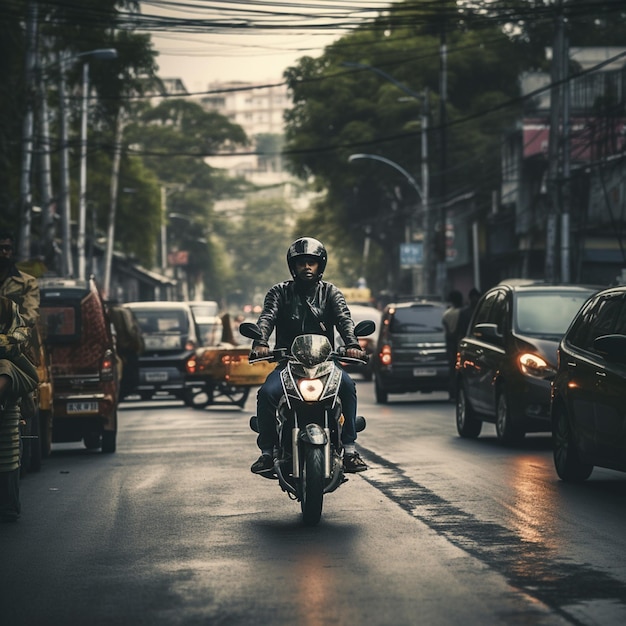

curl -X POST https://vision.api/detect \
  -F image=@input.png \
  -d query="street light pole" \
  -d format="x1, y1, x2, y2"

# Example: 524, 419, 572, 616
76, 48, 117, 281
342, 62, 432, 293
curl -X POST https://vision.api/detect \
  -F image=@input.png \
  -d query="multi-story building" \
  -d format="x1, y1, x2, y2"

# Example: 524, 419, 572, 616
448, 47, 626, 295
199, 80, 291, 183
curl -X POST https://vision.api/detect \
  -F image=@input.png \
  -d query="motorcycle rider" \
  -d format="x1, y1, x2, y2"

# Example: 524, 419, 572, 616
250, 237, 368, 474
0, 296, 39, 522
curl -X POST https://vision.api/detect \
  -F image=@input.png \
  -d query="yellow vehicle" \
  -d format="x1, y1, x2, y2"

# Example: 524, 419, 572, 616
20, 321, 53, 474
185, 313, 274, 409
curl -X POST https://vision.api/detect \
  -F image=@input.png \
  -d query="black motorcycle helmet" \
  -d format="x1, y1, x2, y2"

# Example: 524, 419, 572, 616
286, 237, 328, 280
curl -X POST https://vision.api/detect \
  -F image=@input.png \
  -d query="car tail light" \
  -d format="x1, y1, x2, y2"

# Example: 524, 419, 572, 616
379, 344, 392, 366
221, 354, 244, 365
101, 350, 115, 380
186, 354, 198, 374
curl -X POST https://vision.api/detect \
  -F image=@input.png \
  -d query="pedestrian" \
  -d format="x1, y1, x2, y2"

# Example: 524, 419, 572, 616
0, 232, 40, 328
0, 296, 39, 522
457, 287, 481, 341
442, 290, 463, 401
249, 237, 368, 475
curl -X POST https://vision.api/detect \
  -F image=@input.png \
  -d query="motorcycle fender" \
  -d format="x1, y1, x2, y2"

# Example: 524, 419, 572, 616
299, 423, 327, 446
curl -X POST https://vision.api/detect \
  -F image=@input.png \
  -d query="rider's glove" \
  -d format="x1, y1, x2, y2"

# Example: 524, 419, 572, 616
250, 345, 270, 359
345, 347, 366, 360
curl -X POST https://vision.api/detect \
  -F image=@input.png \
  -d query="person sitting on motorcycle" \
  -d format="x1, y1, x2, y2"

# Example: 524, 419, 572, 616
249, 237, 368, 475
0, 295, 39, 522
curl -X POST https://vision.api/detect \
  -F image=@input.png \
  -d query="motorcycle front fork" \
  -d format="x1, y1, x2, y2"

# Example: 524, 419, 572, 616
291, 427, 332, 478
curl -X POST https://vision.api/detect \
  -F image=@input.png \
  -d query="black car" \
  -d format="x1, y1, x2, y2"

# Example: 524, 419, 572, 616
455, 281, 599, 443
551, 285, 626, 481
124, 301, 201, 404
373, 300, 449, 403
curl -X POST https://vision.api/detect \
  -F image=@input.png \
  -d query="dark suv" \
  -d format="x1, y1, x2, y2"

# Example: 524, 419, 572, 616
455, 281, 599, 444
373, 300, 448, 403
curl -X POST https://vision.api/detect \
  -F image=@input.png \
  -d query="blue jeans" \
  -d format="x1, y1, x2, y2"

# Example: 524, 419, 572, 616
255, 366, 358, 452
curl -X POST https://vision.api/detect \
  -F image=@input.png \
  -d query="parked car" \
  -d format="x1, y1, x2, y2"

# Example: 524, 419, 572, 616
455, 281, 599, 444
124, 301, 201, 405
39, 277, 119, 453
372, 300, 449, 403
551, 285, 626, 481
335, 304, 381, 381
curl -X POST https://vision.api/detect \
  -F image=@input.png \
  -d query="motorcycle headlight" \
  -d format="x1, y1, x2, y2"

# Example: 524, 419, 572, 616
518, 353, 556, 379
298, 378, 324, 402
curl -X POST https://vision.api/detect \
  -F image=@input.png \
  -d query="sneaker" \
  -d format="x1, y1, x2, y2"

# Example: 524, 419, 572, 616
251, 454, 274, 474
344, 452, 367, 473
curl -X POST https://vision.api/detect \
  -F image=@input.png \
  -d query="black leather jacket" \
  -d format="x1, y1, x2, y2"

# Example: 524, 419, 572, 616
253, 280, 359, 351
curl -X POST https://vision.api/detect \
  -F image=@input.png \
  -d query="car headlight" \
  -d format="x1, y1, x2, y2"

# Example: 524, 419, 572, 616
298, 378, 324, 402
518, 353, 556, 379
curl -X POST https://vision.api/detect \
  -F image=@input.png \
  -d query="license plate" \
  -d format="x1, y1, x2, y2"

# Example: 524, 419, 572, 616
146, 371, 168, 382
413, 368, 437, 377
67, 401, 99, 414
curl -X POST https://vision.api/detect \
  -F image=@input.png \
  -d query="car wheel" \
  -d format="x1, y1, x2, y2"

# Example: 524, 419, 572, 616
456, 384, 482, 438
102, 430, 116, 454
184, 386, 212, 409
552, 404, 593, 482
40, 410, 52, 458
374, 375, 388, 404
495, 390, 525, 444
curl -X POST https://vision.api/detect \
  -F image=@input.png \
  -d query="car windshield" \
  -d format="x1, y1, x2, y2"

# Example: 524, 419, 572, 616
133, 310, 189, 335
515, 292, 591, 336
389, 305, 444, 333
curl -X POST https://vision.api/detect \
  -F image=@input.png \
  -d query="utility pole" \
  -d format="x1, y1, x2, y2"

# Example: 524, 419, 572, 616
58, 51, 74, 277
437, 0, 449, 299
561, 25, 571, 283
103, 110, 125, 299
546, 6, 565, 283
18, 1, 38, 261
38, 48, 55, 270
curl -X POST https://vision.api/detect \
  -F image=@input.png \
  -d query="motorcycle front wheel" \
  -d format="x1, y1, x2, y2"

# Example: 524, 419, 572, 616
300, 446, 324, 526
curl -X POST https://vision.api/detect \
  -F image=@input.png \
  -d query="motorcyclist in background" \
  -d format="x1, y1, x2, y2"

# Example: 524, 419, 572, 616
249, 237, 368, 475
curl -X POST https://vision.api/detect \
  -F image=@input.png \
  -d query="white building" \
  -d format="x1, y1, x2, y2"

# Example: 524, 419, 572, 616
199, 80, 291, 184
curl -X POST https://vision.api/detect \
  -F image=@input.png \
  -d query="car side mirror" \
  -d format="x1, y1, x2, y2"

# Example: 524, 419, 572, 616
593, 334, 626, 365
474, 323, 502, 342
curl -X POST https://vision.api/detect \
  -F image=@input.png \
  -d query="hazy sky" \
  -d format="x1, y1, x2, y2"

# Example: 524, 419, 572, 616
140, 1, 388, 92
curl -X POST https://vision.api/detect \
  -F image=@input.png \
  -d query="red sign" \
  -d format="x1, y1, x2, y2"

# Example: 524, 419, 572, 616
167, 250, 189, 266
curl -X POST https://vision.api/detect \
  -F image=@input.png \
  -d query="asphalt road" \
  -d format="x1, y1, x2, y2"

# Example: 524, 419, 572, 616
2, 381, 626, 625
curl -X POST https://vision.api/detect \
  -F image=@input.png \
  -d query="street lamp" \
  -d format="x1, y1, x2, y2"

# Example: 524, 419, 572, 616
76, 48, 117, 281
342, 61, 432, 293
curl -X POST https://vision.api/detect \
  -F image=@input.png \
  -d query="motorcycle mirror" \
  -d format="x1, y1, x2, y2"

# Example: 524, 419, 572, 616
239, 322, 263, 340
354, 320, 376, 337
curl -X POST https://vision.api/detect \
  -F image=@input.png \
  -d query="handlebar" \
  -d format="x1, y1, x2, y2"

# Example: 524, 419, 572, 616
248, 347, 369, 365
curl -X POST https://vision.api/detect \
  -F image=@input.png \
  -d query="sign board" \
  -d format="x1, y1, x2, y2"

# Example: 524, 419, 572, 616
168, 250, 189, 266
400, 243, 423, 268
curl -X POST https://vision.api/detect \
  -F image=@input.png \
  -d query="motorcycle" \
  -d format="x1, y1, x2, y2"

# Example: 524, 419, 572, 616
240, 320, 376, 526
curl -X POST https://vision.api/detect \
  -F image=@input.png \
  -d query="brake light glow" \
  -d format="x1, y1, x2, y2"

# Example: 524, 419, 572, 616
186, 355, 198, 374
379, 344, 392, 366
100, 350, 115, 380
